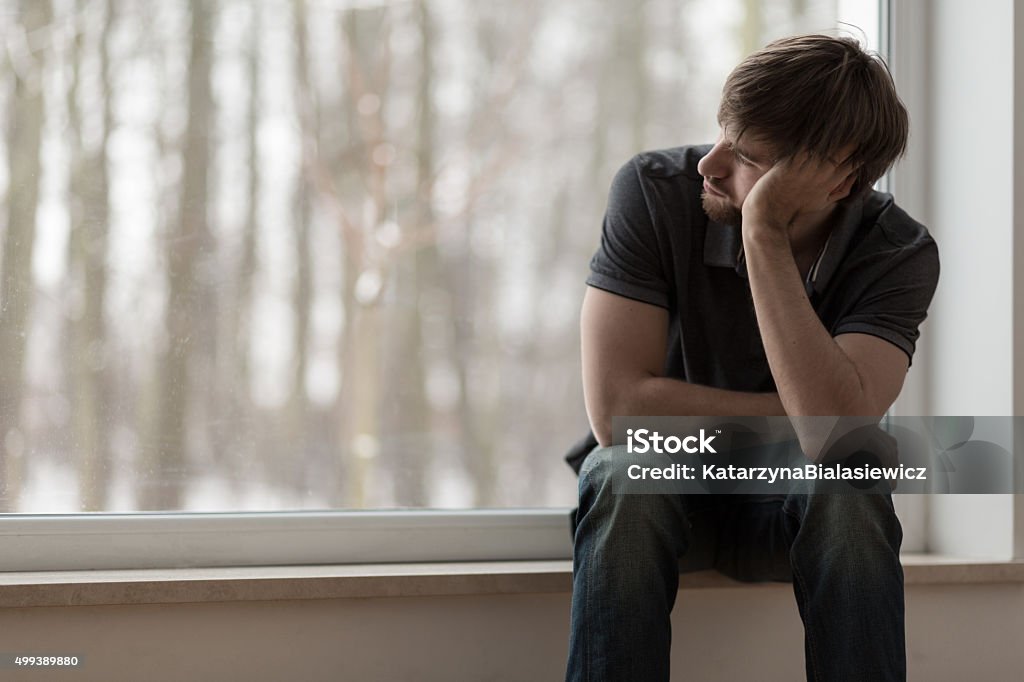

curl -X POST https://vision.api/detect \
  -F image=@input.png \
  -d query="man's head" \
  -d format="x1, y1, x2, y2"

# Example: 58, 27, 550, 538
697, 34, 909, 225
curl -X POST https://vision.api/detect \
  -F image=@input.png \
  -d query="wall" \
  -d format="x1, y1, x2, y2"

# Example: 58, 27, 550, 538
0, 584, 1021, 681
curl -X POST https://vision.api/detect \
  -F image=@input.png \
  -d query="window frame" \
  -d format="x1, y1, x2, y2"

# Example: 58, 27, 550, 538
0, 509, 573, 571
887, 0, 1024, 560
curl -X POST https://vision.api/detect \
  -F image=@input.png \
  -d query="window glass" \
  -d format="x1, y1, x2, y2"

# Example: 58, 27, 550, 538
0, 0, 874, 511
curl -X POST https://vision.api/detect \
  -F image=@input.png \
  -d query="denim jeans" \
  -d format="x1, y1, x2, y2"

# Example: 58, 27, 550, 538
565, 444, 906, 682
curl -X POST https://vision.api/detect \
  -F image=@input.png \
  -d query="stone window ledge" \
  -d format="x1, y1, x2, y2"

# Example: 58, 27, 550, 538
0, 555, 1021, 609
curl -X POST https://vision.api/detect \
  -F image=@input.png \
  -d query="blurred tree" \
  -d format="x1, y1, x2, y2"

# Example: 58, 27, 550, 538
380, 0, 435, 508
445, 2, 508, 508
0, 0, 51, 510
334, 5, 390, 508
65, 0, 115, 511
141, 0, 214, 510
743, 0, 764, 56
220, 2, 262, 489
0, 0, 846, 512
286, 0, 314, 493
628, 0, 650, 152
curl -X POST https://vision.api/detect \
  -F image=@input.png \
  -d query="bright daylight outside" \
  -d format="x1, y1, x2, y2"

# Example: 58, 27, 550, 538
0, 0, 873, 513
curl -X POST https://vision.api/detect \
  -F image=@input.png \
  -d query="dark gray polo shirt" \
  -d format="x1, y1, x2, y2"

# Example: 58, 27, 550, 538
564, 144, 940, 476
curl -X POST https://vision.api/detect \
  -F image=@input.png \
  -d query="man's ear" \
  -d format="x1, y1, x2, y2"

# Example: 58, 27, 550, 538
828, 169, 859, 203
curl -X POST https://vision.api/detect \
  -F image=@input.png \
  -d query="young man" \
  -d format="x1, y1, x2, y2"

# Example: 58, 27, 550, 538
563, 35, 940, 682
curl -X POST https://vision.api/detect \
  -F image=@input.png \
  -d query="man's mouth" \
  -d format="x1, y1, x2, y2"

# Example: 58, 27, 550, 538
703, 181, 725, 197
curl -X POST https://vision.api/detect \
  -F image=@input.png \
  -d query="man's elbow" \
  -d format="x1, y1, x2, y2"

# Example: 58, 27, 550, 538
592, 425, 613, 449
585, 383, 634, 449
792, 398, 890, 464
586, 402, 615, 448
585, 371, 659, 448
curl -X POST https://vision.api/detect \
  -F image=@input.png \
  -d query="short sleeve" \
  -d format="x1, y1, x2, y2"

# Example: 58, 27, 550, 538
585, 155, 670, 309
831, 237, 939, 367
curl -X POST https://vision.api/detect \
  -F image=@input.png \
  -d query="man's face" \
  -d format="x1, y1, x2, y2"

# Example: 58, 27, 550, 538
696, 126, 776, 225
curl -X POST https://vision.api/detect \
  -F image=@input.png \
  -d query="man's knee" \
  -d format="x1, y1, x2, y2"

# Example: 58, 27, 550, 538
577, 444, 659, 514
578, 443, 631, 489
575, 444, 687, 542
788, 493, 903, 567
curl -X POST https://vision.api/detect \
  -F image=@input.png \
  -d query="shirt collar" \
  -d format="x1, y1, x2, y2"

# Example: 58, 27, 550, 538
702, 197, 863, 297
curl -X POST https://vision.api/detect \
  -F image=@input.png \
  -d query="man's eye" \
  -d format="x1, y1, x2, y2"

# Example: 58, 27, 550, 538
735, 154, 752, 166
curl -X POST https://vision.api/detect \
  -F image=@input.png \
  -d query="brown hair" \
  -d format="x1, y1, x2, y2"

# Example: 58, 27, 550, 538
718, 34, 909, 201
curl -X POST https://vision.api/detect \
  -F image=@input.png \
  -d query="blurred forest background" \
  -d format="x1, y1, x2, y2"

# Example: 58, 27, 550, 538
0, 0, 848, 512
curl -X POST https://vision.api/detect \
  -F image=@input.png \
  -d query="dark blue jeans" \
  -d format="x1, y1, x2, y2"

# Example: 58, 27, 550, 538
565, 444, 906, 681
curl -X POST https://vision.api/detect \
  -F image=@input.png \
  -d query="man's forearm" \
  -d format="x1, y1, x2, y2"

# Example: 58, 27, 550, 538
591, 376, 785, 446
742, 228, 869, 417
631, 376, 786, 416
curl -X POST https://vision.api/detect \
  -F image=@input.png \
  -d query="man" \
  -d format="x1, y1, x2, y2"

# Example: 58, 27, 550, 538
563, 34, 939, 682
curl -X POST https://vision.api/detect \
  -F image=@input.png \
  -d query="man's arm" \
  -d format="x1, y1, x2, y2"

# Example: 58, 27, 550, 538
744, 232, 909, 415
740, 155, 910, 459
581, 285, 786, 447
743, 232, 909, 459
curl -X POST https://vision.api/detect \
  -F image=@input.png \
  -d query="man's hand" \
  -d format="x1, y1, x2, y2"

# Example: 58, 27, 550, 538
741, 150, 858, 238
736, 144, 908, 453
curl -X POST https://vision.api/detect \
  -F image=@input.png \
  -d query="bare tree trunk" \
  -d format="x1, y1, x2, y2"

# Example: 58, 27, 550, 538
329, 3, 361, 500
628, 0, 649, 153
335, 7, 391, 508
66, 0, 115, 511
219, 4, 262, 493
335, 263, 358, 507
0, 0, 51, 511
189, 0, 220, 479
142, 0, 213, 510
444, 4, 510, 507
286, 0, 314, 491
333, 10, 360, 507
381, 0, 434, 508
520, 186, 572, 500
742, 0, 763, 55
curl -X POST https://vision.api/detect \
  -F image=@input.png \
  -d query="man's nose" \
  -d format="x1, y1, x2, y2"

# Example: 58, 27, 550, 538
697, 142, 729, 179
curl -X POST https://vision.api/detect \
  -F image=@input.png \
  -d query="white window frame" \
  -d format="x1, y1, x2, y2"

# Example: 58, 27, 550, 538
887, 0, 1024, 561
0, 510, 574, 571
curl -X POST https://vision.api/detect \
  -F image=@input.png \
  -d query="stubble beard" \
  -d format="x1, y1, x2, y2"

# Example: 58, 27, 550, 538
701, 191, 743, 226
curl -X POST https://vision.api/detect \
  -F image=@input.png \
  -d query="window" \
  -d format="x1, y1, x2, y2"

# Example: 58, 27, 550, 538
0, 0, 900, 569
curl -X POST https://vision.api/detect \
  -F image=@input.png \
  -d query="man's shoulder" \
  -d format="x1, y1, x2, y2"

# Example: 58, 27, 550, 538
862, 191, 936, 251
848, 191, 939, 285
627, 144, 712, 181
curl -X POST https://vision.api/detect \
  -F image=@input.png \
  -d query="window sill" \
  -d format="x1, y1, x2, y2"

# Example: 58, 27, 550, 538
0, 555, 1021, 608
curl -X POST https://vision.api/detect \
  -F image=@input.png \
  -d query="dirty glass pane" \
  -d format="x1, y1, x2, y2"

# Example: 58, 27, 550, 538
0, 0, 875, 511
